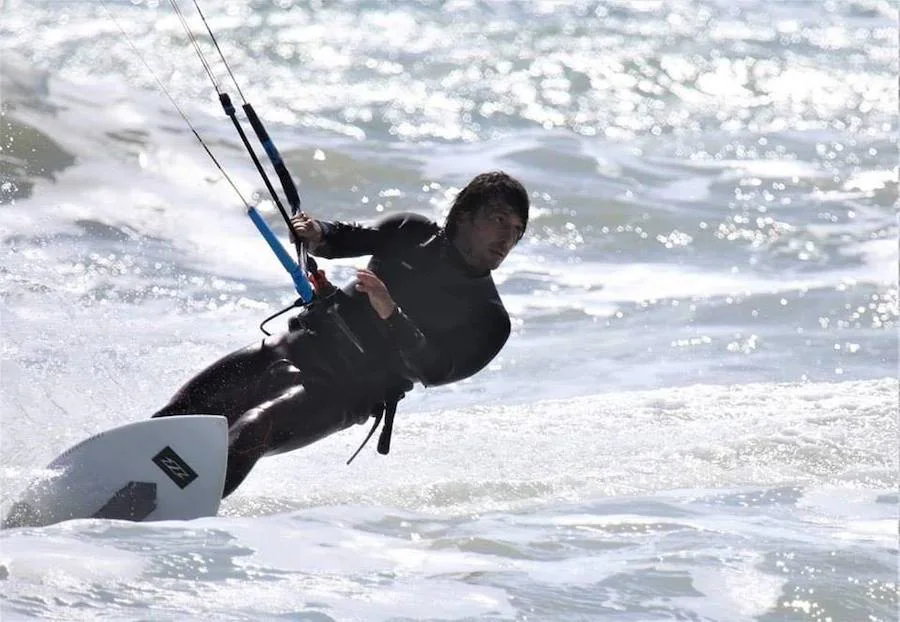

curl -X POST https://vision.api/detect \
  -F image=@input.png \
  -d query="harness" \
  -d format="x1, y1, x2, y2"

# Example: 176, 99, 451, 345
285, 280, 413, 464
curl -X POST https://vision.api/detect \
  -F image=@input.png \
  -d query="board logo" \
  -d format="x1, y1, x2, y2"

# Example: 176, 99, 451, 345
152, 446, 199, 489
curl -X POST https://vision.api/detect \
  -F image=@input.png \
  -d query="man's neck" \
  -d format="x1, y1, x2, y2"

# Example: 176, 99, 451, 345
443, 232, 489, 277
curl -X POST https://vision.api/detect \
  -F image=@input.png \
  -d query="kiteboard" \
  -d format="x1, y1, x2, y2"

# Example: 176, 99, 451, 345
2, 415, 228, 529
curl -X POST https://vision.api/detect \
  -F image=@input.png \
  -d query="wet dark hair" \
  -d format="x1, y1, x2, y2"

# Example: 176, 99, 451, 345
444, 171, 529, 239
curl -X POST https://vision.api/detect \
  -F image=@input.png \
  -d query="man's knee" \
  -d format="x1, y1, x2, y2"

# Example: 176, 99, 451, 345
151, 403, 188, 418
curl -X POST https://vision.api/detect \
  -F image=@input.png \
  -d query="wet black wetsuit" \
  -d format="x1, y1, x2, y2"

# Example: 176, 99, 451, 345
152, 213, 511, 497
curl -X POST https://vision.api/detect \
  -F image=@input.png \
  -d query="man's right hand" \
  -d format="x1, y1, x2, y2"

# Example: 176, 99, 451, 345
290, 212, 324, 251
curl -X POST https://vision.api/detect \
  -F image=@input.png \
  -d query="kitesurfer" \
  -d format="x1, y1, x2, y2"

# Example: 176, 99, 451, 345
152, 171, 529, 498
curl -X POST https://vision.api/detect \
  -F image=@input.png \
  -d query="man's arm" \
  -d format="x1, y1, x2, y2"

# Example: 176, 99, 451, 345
352, 267, 511, 387
315, 213, 437, 259
290, 212, 435, 258
384, 302, 511, 387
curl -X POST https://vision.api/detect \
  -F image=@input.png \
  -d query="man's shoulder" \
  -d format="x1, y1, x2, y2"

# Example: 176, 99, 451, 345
376, 212, 440, 239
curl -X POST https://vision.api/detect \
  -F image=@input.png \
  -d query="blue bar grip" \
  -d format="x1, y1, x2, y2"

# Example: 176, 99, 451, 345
247, 206, 313, 301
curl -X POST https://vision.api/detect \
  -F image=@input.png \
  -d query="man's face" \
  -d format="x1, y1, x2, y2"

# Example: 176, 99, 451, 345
453, 202, 525, 272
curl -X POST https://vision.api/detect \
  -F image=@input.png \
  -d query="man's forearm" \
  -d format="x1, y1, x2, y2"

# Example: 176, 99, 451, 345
313, 220, 381, 258
383, 307, 452, 385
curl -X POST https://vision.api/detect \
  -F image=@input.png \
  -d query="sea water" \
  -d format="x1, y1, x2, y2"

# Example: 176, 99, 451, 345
1, 1, 896, 620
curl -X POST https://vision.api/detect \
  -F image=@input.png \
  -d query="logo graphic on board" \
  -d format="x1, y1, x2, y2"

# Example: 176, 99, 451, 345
152, 446, 199, 489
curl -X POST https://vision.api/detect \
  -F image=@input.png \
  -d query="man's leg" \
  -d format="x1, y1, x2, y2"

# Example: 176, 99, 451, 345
151, 329, 368, 498
221, 379, 359, 498
152, 341, 286, 426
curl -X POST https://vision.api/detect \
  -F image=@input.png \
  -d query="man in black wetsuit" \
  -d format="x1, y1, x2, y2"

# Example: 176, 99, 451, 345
152, 171, 529, 498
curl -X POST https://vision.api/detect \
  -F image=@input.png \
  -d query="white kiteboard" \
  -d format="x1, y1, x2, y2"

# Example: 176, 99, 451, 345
2, 415, 228, 529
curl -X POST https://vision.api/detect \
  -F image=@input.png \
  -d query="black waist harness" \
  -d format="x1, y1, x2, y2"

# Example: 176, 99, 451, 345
287, 289, 413, 464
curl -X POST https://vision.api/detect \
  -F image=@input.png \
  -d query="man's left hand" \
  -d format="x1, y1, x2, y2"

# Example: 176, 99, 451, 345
355, 269, 397, 320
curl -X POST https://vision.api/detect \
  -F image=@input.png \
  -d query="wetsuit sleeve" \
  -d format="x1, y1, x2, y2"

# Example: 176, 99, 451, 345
384, 302, 511, 387
314, 213, 436, 259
